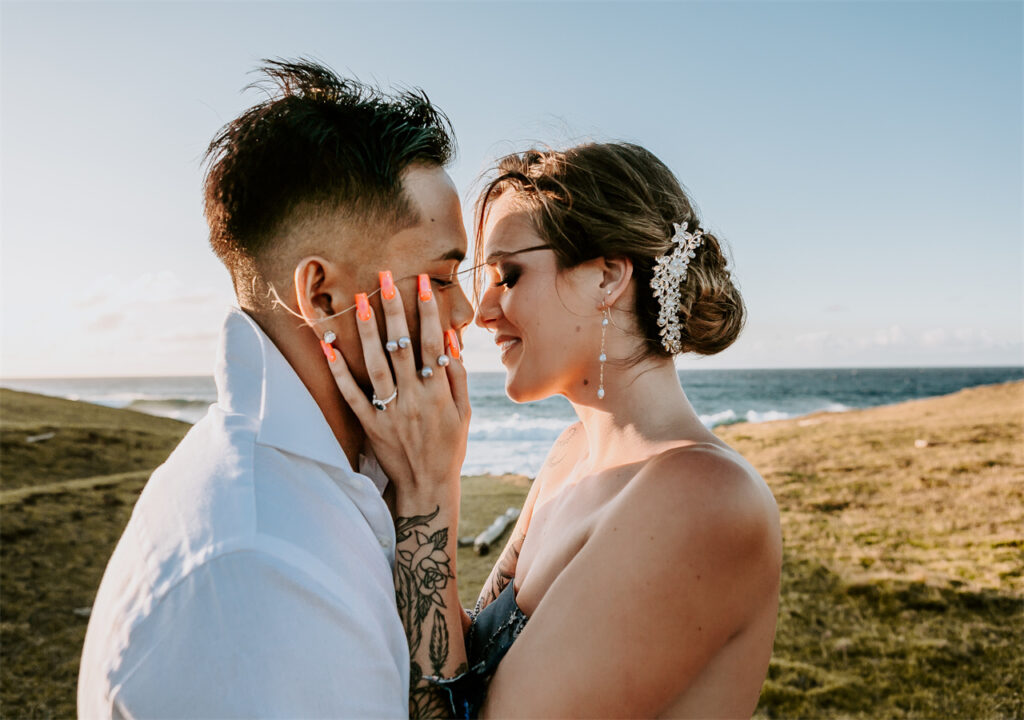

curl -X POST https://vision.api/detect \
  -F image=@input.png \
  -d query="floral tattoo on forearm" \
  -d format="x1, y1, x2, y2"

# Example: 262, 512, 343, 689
395, 506, 466, 717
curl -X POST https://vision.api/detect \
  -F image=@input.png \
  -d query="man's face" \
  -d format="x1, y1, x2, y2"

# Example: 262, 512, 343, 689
320, 165, 474, 385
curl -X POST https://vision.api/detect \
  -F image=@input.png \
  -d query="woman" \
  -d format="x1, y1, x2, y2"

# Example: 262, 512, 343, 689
328, 142, 782, 718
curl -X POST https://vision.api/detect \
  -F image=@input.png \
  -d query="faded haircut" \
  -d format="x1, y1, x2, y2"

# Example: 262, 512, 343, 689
203, 58, 455, 301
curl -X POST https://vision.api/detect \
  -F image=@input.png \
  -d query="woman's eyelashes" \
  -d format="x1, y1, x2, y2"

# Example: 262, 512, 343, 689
493, 265, 521, 289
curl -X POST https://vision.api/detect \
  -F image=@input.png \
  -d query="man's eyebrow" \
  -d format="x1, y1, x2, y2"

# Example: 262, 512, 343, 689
434, 248, 466, 262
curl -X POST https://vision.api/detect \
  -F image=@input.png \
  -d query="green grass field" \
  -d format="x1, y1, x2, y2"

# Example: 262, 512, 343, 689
1, 384, 1021, 718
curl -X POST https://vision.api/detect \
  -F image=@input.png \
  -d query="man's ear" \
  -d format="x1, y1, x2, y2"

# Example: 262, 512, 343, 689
294, 256, 340, 328
600, 256, 633, 307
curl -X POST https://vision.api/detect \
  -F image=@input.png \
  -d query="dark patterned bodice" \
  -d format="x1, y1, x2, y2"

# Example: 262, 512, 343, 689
429, 581, 528, 718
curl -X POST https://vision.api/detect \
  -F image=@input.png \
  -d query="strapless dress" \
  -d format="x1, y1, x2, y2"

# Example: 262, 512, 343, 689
429, 581, 528, 718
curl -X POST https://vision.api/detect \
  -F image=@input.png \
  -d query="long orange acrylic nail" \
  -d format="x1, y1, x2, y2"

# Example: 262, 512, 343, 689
446, 329, 461, 360
355, 293, 371, 322
418, 274, 432, 302
379, 271, 395, 300
320, 340, 336, 363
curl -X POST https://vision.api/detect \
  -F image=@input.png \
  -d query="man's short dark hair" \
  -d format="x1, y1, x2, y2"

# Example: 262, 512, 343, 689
203, 59, 455, 291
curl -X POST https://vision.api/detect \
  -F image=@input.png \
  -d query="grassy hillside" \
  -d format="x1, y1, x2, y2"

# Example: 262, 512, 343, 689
1, 382, 1021, 718
0, 388, 189, 491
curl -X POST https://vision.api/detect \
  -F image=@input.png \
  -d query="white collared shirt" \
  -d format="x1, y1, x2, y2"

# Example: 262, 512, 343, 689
78, 308, 409, 719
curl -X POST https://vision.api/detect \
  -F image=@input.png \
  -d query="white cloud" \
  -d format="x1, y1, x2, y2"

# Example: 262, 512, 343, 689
872, 324, 906, 347
922, 328, 947, 347
9, 270, 239, 376
87, 312, 124, 333
770, 324, 1022, 367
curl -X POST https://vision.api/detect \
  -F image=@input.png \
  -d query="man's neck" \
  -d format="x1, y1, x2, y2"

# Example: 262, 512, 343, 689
250, 309, 366, 468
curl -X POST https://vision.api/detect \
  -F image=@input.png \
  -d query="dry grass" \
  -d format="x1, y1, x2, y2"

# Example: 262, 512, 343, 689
0, 389, 189, 491
718, 381, 1024, 594
1, 382, 1021, 718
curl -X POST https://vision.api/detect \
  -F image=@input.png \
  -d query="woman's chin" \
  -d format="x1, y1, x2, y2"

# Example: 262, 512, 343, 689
504, 376, 529, 404
504, 372, 552, 404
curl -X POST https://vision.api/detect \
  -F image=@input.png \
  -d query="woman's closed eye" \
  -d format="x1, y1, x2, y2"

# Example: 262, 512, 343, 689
493, 266, 521, 289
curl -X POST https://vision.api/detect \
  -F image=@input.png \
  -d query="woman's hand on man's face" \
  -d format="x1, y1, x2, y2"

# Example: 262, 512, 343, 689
322, 270, 470, 502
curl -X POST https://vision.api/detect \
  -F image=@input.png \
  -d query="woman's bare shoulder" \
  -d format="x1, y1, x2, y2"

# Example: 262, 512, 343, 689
638, 441, 773, 507
613, 442, 781, 575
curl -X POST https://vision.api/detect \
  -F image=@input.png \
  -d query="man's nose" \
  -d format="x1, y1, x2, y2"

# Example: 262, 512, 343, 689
449, 283, 476, 331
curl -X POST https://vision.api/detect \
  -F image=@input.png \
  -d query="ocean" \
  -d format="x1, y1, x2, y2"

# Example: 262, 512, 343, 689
3, 367, 1021, 477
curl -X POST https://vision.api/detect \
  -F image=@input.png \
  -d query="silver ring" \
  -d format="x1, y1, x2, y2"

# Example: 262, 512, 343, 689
323, 330, 336, 344
398, 336, 411, 349
385, 340, 399, 353
420, 366, 434, 379
437, 354, 450, 368
371, 389, 398, 411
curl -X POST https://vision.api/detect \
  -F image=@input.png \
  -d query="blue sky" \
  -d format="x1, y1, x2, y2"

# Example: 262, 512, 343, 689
2, 1, 1021, 377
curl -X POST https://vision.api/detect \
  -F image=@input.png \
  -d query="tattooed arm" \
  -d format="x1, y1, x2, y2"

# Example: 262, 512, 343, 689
394, 503, 468, 718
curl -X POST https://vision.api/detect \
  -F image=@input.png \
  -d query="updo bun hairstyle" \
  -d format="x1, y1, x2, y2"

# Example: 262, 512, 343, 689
474, 142, 745, 359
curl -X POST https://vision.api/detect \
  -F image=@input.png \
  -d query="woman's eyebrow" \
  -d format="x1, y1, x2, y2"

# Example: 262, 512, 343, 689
484, 244, 550, 264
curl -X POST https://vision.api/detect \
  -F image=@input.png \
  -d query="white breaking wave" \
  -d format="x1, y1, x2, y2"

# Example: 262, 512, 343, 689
701, 403, 852, 429
468, 413, 569, 442
744, 409, 790, 424
700, 409, 739, 427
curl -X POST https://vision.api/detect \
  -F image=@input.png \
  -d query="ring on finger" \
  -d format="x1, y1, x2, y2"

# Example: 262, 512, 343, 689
372, 389, 398, 411
385, 340, 399, 353
420, 366, 434, 379
437, 354, 450, 368
397, 336, 411, 349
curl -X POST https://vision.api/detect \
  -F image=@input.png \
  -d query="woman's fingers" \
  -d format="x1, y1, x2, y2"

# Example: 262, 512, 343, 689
378, 271, 418, 387
444, 330, 472, 421
353, 292, 397, 400
325, 345, 376, 424
416, 275, 451, 392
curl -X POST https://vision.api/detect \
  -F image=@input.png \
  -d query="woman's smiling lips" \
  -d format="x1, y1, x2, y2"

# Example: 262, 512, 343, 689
494, 334, 521, 360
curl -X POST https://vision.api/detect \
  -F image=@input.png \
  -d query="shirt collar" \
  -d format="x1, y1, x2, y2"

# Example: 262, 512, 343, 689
214, 307, 354, 473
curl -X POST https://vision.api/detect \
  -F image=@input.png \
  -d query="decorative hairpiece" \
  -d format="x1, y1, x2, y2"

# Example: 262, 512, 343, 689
651, 221, 703, 354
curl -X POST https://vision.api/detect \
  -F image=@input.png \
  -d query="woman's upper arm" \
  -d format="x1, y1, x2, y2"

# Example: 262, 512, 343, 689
481, 448, 780, 719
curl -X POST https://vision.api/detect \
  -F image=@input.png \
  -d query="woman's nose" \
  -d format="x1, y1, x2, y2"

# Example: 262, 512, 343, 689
474, 286, 500, 329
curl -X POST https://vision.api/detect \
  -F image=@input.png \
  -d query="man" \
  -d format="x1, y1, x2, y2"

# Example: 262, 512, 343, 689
78, 59, 473, 717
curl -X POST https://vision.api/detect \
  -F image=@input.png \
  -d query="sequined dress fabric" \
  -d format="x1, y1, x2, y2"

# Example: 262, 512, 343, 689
429, 581, 528, 718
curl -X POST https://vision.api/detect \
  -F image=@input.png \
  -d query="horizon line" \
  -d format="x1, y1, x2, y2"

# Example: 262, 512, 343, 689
2, 363, 1023, 382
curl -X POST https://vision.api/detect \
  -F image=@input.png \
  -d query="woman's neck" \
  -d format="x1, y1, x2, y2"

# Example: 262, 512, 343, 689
569, 357, 710, 473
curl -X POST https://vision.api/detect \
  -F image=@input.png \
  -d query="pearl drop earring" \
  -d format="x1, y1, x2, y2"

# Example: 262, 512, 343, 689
598, 290, 611, 400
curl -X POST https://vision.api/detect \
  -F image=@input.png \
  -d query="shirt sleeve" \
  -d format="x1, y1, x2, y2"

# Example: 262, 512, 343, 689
108, 547, 407, 719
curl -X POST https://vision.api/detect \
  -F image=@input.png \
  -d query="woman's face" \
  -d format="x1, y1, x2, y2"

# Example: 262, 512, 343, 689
475, 192, 602, 403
